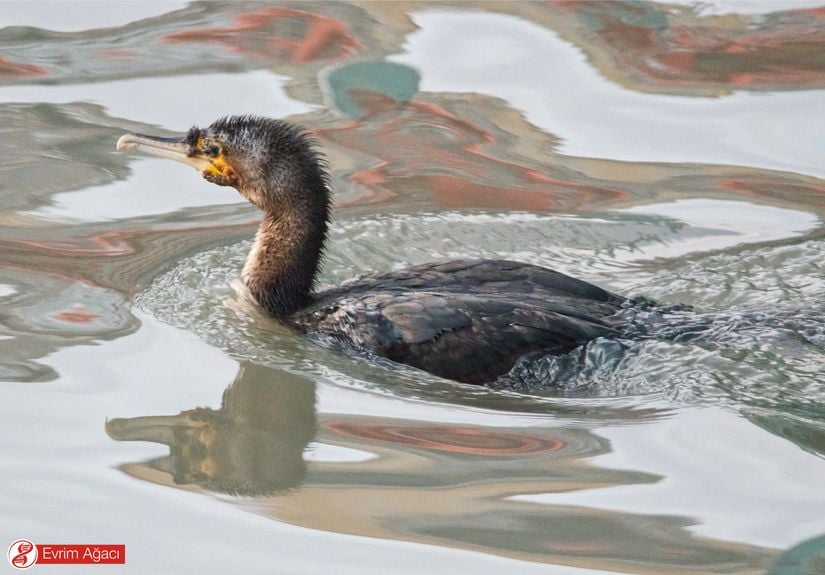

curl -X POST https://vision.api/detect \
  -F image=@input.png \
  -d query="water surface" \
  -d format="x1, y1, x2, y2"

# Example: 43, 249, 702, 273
2, 2, 825, 574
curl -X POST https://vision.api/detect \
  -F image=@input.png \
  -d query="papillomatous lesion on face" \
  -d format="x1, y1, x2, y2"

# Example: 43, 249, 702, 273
184, 126, 202, 156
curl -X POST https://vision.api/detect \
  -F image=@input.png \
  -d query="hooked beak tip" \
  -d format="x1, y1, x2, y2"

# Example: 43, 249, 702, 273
116, 134, 137, 152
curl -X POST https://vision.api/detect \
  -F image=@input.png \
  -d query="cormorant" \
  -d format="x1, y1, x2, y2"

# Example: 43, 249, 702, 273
117, 116, 625, 384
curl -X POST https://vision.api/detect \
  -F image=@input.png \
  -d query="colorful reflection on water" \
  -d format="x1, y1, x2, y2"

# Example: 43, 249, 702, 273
1, 2, 824, 574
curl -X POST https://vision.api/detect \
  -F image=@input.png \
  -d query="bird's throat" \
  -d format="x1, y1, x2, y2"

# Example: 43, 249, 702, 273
242, 210, 325, 317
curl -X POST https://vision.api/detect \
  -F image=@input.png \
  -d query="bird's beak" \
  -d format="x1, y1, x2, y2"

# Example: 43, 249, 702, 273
116, 132, 212, 171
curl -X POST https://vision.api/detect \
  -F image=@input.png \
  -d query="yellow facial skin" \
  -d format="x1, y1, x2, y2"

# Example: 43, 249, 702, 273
197, 137, 236, 182
188, 136, 239, 188
205, 157, 229, 177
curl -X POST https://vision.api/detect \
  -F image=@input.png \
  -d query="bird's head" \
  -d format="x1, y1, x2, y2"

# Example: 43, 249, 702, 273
116, 115, 328, 213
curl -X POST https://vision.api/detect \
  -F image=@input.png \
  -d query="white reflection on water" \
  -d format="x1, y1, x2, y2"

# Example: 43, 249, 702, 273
2, 3, 824, 571
511, 408, 825, 549
320, 203, 818, 287
4, 317, 612, 575
390, 11, 825, 179
28, 158, 244, 222
663, 0, 825, 15
617, 199, 820, 260
31, 309, 237, 407
0, 71, 314, 131
304, 443, 378, 463
0, 0, 188, 32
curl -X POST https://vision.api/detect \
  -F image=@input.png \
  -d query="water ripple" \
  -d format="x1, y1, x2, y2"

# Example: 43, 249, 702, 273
135, 211, 825, 425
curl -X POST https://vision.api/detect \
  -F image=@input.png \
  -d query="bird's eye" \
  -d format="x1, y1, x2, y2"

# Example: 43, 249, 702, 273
200, 137, 222, 157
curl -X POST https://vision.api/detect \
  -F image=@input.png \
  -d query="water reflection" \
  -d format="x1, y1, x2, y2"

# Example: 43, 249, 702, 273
162, 6, 361, 63
307, 80, 825, 214
747, 411, 825, 460
391, 9, 825, 177
107, 361, 772, 572
545, 1, 825, 95
0, 103, 131, 212
768, 533, 825, 575
7, 2, 821, 94
108, 362, 316, 495
1, 1, 824, 571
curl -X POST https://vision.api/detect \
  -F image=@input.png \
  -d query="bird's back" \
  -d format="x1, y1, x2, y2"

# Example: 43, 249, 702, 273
289, 259, 624, 384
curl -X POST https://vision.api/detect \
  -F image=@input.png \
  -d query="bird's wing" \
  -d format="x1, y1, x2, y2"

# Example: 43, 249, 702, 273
317, 259, 622, 304
295, 288, 618, 384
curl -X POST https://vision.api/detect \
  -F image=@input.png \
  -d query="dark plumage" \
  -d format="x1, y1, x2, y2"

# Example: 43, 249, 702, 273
292, 259, 622, 384
117, 116, 625, 384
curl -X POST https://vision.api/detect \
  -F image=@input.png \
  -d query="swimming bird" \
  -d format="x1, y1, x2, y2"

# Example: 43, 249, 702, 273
117, 116, 625, 385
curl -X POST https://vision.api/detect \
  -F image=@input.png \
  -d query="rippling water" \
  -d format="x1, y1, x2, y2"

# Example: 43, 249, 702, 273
2, 2, 825, 574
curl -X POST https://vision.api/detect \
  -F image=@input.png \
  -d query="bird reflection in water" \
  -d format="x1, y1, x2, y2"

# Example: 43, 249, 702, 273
105, 361, 572, 496
107, 363, 316, 496
107, 362, 771, 572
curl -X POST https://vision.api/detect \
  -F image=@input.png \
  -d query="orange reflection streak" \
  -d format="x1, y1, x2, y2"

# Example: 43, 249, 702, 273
0, 222, 256, 293
9, 231, 136, 256
97, 49, 139, 60
325, 422, 564, 456
316, 99, 626, 211
163, 7, 360, 62
0, 55, 48, 76
53, 308, 99, 324
552, 1, 825, 92
719, 177, 825, 202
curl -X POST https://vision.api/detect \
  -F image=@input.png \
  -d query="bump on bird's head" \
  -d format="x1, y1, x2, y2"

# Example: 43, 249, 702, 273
188, 115, 330, 212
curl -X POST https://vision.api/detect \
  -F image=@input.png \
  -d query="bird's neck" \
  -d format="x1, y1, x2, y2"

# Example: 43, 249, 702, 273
242, 202, 327, 317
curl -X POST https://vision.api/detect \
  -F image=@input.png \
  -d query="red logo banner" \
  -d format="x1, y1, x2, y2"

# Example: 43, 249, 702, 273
7, 540, 126, 569
36, 544, 126, 564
